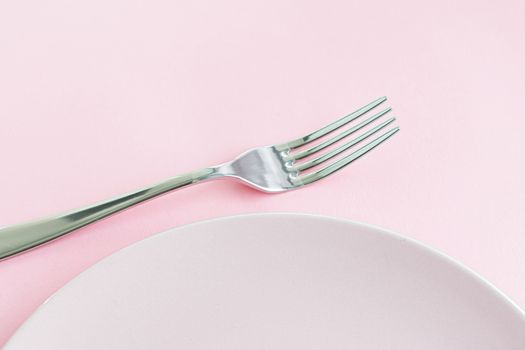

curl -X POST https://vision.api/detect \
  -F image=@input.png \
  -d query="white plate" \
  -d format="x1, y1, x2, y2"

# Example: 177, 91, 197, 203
5, 213, 525, 349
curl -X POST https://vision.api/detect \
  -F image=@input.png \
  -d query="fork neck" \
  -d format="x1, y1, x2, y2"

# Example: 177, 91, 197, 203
210, 162, 235, 177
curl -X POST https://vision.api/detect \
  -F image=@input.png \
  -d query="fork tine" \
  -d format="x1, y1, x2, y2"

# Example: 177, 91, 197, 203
296, 127, 400, 185
292, 107, 392, 160
293, 117, 396, 172
281, 96, 387, 149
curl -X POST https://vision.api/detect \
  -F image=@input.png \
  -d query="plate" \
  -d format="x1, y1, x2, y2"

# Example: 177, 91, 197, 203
5, 213, 525, 349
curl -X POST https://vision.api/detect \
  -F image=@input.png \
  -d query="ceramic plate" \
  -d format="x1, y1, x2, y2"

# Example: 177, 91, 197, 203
5, 214, 525, 349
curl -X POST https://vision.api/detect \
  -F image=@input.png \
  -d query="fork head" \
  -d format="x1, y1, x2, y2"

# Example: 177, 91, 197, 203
221, 97, 399, 192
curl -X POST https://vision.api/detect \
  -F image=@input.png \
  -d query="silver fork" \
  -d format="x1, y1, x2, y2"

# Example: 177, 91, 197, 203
0, 97, 399, 260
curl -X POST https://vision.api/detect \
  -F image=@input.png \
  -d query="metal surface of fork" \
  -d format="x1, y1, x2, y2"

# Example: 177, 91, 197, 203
0, 97, 399, 260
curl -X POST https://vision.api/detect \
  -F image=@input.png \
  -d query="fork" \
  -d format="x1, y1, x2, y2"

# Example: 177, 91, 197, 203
0, 97, 399, 260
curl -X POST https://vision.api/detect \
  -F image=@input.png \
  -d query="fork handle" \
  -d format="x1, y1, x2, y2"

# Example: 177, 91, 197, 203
0, 167, 221, 260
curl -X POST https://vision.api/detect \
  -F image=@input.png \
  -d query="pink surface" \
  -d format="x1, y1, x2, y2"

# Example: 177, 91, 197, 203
0, 0, 524, 345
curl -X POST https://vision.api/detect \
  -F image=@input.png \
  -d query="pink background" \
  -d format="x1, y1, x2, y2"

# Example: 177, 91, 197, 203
1, 0, 524, 345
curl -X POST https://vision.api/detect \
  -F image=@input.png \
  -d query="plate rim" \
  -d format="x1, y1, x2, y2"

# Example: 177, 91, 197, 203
6, 212, 525, 346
